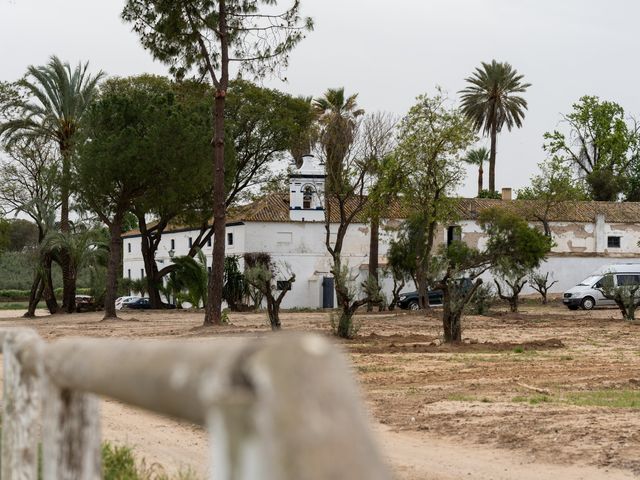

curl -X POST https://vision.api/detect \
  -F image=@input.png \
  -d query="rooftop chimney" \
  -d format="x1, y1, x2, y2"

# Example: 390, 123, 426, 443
501, 187, 512, 201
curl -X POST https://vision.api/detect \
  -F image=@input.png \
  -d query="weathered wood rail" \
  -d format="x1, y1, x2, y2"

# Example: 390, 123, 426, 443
0, 329, 389, 480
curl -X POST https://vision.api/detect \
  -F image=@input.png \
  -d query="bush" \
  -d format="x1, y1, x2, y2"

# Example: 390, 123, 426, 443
466, 284, 495, 315
478, 189, 501, 199
102, 443, 139, 480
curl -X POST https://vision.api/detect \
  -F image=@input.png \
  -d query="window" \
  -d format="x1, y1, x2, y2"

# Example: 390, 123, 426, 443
303, 185, 315, 209
188, 237, 193, 248
171, 239, 175, 250
207, 237, 212, 247
227, 232, 234, 246
140, 269, 145, 278
607, 236, 621, 248
127, 269, 131, 279
617, 274, 640, 286
208, 266, 212, 273
447, 226, 462, 245
277, 280, 292, 291
127, 242, 131, 253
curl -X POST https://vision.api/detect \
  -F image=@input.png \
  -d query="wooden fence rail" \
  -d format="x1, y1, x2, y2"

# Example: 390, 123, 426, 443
0, 329, 389, 480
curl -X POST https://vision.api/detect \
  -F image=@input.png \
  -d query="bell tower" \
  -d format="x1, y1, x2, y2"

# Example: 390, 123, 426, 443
289, 154, 326, 222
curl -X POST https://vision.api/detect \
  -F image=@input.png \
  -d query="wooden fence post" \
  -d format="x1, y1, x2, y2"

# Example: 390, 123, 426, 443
41, 374, 102, 480
203, 334, 390, 480
1, 329, 42, 480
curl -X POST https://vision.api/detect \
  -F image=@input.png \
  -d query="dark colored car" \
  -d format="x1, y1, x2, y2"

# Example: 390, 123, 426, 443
398, 279, 473, 310
126, 298, 176, 310
397, 290, 443, 310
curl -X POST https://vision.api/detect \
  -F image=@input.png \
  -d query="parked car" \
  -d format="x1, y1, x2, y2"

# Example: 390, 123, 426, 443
398, 279, 474, 310
563, 263, 640, 310
75, 295, 96, 312
125, 297, 176, 310
397, 290, 443, 310
115, 296, 141, 310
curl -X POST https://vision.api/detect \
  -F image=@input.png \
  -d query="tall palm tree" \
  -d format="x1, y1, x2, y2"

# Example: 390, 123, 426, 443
0, 56, 104, 312
459, 60, 530, 192
463, 147, 490, 196
313, 88, 365, 193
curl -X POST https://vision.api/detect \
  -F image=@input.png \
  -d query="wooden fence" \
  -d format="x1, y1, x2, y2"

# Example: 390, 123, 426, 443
0, 328, 389, 480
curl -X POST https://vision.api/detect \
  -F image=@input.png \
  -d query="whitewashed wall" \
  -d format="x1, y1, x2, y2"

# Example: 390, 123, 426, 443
123, 215, 640, 307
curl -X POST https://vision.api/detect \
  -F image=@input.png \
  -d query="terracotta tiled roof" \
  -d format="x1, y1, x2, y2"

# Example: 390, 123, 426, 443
453, 198, 640, 223
123, 194, 640, 236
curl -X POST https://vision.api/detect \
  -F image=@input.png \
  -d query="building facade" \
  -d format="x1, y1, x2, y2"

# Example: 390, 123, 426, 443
122, 156, 640, 307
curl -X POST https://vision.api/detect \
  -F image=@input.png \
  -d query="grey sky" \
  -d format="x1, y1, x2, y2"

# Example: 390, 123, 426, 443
2, 0, 639, 197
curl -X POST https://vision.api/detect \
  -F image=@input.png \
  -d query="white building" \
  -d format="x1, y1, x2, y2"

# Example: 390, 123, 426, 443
122, 155, 640, 308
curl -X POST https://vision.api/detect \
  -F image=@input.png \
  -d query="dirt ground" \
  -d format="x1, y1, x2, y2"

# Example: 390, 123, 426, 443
1, 302, 639, 479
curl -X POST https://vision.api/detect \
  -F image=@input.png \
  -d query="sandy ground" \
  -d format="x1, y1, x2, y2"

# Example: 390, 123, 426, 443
0, 302, 639, 479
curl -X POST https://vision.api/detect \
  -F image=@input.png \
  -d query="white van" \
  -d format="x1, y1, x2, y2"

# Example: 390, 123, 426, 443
563, 264, 640, 310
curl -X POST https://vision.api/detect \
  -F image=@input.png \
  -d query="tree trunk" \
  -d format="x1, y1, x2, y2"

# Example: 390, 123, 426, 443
42, 254, 58, 314
204, 1, 229, 326
266, 297, 281, 331
442, 288, 462, 343
478, 163, 483, 196
489, 121, 497, 193
59, 145, 77, 314
140, 233, 163, 308
103, 220, 123, 320
24, 274, 44, 318
367, 216, 379, 312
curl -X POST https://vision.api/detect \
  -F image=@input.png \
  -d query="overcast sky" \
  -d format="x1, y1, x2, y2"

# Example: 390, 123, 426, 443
2, 0, 639, 197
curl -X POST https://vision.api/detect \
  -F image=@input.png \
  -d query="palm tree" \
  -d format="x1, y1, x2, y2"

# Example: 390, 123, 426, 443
463, 147, 490, 196
40, 228, 108, 313
313, 88, 365, 193
0, 56, 104, 312
459, 60, 530, 193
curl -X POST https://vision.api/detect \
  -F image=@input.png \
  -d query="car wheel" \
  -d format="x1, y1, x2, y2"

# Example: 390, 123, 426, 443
567, 305, 579, 311
580, 296, 595, 310
408, 300, 419, 311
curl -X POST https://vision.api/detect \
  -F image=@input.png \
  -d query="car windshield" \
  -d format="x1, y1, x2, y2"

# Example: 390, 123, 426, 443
577, 275, 601, 286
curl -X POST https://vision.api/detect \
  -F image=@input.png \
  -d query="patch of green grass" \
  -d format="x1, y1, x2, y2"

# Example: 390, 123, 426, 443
559, 355, 573, 361
0, 301, 42, 310
512, 394, 551, 405
562, 389, 640, 409
512, 346, 524, 354
102, 442, 199, 480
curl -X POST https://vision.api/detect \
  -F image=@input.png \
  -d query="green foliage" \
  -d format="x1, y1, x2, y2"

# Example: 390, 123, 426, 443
479, 208, 553, 272
314, 87, 365, 194
225, 80, 316, 204
480, 208, 552, 312
0, 218, 10, 253
459, 60, 531, 137
465, 283, 495, 315
543, 95, 640, 201
477, 189, 501, 199
459, 60, 530, 191
598, 273, 640, 321
222, 256, 246, 310
388, 90, 476, 307
0, 252, 93, 290
170, 250, 208, 308
102, 441, 199, 480
517, 156, 587, 235
5, 219, 39, 251
102, 443, 138, 480
122, 0, 313, 81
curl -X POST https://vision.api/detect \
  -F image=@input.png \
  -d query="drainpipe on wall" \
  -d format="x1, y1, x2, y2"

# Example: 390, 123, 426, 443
595, 214, 606, 253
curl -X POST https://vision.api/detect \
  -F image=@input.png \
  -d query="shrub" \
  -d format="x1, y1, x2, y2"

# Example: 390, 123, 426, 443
466, 284, 495, 315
